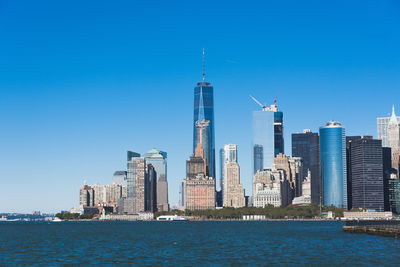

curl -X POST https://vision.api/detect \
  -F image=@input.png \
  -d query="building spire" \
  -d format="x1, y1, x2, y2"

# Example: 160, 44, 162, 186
202, 48, 205, 81
389, 104, 399, 125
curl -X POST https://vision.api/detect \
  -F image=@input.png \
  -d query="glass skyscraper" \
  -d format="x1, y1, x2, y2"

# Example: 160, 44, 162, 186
292, 129, 321, 204
193, 81, 215, 179
319, 121, 347, 209
252, 109, 275, 174
274, 111, 284, 156
144, 148, 169, 211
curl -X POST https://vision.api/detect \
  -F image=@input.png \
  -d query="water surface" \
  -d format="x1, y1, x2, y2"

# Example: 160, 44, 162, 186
0, 221, 399, 265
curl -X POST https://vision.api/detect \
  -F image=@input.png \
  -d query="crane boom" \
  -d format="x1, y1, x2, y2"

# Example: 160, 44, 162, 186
249, 95, 265, 109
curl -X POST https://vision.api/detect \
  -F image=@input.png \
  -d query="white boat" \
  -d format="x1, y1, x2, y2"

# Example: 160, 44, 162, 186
51, 217, 63, 222
156, 215, 188, 221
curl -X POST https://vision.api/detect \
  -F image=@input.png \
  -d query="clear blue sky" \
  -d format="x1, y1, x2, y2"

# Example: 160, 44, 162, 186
1, 0, 400, 213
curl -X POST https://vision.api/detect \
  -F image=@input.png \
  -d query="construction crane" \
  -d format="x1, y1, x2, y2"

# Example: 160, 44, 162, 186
249, 95, 267, 110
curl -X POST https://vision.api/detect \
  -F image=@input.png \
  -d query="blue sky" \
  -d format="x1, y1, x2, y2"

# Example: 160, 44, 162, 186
1, 0, 400, 213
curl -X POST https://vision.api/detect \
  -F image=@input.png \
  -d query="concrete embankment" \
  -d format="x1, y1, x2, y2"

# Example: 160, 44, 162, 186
343, 225, 400, 238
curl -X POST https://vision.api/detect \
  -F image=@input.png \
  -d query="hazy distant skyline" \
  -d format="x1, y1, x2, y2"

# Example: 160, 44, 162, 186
1, 1, 400, 213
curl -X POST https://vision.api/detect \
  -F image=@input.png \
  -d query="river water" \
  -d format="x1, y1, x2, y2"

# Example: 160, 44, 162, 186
0, 221, 399, 265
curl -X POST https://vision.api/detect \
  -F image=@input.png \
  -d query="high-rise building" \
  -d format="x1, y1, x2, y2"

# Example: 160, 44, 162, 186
292, 129, 321, 204
251, 97, 284, 175
274, 110, 284, 155
387, 105, 400, 171
184, 119, 216, 210
252, 106, 275, 173
348, 136, 384, 211
92, 184, 107, 205
220, 144, 238, 202
319, 121, 347, 209
377, 106, 400, 147
126, 151, 147, 214
346, 136, 362, 210
79, 183, 94, 207
146, 163, 157, 213
383, 147, 392, 211
144, 148, 169, 211
193, 50, 215, 180
273, 153, 303, 197
388, 175, 400, 213
223, 161, 245, 208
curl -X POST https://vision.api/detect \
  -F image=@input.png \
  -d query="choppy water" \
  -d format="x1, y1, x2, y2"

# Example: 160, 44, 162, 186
0, 221, 399, 265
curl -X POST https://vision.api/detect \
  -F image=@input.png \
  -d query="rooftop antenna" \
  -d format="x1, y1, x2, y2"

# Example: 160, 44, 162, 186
202, 48, 205, 81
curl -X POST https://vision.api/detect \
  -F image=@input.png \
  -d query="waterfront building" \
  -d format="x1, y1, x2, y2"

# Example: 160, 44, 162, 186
183, 173, 216, 210
223, 161, 245, 208
388, 175, 400, 213
319, 121, 347, 209
220, 144, 238, 202
144, 148, 169, 211
193, 50, 215, 180
79, 183, 94, 207
348, 136, 384, 211
292, 129, 321, 204
387, 105, 400, 171
194, 120, 211, 176
253, 169, 292, 207
377, 106, 400, 147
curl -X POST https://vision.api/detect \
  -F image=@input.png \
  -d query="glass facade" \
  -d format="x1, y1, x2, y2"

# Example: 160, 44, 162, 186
193, 81, 215, 179
319, 121, 347, 208
292, 131, 321, 204
144, 148, 169, 211
252, 110, 275, 174
349, 137, 384, 211
274, 111, 284, 156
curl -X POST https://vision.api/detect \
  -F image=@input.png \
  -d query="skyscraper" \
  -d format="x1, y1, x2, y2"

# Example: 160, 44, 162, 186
252, 107, 275, 173
377, 106, 400, 147
193, 49, 215, 179
319, 121, 347, 209
274, 110, 284, 155
126, 151, 156, 214
251, 96, 284, 175
223, 161, 245, 208
144, 148, 169, 211
220, 144, 238, 201
292, 129, 321, 204
346, 136, 362, 209
184, 120, 216, 210
387, 105, 400, 171
348, 136, 384, 211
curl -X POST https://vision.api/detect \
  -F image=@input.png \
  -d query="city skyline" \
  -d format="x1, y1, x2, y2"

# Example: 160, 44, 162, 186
1, 1, 400, 213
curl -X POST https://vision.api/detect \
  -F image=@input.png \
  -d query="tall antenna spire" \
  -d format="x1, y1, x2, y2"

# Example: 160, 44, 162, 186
202, 48, 205, 81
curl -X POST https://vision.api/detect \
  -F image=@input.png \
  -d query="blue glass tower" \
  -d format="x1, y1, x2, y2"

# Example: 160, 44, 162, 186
252, 109, 275, 174
193, 50, 215, 179
319, 121, 347, 209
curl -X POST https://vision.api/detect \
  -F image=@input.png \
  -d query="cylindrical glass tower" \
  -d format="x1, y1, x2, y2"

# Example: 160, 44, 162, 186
319, 121, 347, 209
